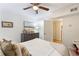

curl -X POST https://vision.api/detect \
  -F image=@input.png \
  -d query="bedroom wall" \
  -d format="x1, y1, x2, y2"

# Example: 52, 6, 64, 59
33, 20, 44, 40
0, 8, 24, 42
53, 4, 79, 18
62, 13, 79, 48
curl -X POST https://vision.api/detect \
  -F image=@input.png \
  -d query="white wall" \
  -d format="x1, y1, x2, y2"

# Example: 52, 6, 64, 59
0, 8, 24, 42
33, 21, 44, 40
53, 4, 79, 18
62, 13, 79, 48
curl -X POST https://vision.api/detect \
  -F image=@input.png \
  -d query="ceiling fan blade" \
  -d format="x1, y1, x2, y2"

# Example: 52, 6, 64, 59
23, 6, 32, 10
39, 6, 49, 11
35, 10, 38, 14
30, 3, 40, 5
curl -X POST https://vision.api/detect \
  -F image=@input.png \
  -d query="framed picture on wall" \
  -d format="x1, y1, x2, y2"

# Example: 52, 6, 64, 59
2, 21, 13, 28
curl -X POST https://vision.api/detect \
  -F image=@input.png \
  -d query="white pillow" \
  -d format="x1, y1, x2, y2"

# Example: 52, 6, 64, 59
0, 39, 4, 56
0, 49, 4, 56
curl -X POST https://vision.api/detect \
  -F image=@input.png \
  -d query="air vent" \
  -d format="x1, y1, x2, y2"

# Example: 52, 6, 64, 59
70, 7, 78, 12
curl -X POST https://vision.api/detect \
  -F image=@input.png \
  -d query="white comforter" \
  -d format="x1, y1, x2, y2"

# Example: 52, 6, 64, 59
20, 38, 69, 56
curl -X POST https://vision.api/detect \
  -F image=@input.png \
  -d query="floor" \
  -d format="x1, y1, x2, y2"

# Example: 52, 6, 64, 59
53, 39, 62, 43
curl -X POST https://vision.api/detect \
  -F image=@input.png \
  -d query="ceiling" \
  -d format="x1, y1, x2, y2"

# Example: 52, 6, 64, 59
0, 3, 73, 22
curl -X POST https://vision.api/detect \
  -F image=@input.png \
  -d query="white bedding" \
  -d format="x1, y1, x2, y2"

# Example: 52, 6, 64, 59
20, 38, 69, 56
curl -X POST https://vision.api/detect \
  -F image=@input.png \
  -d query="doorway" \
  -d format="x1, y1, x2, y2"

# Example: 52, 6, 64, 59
53, 19, 63, 43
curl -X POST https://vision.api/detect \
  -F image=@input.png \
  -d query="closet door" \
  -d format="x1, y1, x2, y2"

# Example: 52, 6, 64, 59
44, 20, 53, 41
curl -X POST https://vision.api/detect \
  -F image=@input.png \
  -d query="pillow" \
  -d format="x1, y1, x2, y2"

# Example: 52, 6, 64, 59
11, 42, 32, 56
0, 40, 4, 56
20, 45, 32, 56
0, 39, 17, 56
0, 49, 4, 56
0, 39, 31, 56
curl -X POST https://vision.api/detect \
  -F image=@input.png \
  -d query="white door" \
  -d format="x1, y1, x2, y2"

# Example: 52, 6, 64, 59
44, 20, 53, 41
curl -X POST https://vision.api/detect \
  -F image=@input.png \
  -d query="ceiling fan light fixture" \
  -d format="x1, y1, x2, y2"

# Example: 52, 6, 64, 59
33, 6, 38, 10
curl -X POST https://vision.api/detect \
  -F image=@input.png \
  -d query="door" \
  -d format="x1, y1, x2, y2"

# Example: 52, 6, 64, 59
53, 20, 63, 43
44, 20, 53, 41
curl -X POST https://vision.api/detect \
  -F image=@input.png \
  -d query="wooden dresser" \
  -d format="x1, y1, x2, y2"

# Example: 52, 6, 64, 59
21, 33, 39, 42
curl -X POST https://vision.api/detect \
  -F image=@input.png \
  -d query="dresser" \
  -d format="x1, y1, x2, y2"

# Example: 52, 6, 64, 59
21, 33, 39, 42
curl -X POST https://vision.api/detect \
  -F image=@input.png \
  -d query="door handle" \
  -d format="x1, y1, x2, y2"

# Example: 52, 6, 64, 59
44, 33, 46, 35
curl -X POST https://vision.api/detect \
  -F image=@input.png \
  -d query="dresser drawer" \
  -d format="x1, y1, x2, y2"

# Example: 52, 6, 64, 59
21, 33, 39, 42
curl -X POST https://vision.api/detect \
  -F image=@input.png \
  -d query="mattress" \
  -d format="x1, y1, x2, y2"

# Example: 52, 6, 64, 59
20, 38, 69, 56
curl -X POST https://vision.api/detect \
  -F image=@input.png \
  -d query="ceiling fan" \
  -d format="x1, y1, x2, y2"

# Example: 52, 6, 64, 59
23, 3, 49, 14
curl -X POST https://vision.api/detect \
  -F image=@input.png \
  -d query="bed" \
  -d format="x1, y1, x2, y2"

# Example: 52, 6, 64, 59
20, 38, 69, 56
